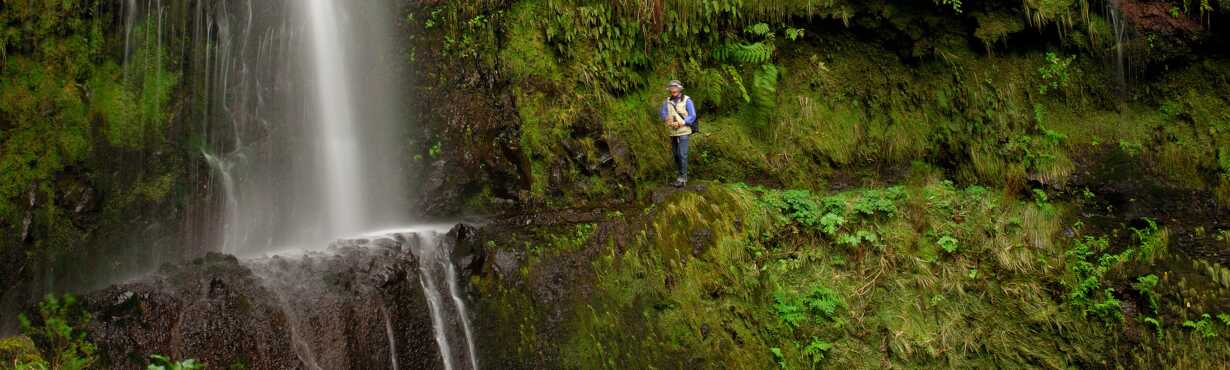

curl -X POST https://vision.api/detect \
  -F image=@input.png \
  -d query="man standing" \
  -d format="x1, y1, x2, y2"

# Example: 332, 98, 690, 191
659, 80, 696, 188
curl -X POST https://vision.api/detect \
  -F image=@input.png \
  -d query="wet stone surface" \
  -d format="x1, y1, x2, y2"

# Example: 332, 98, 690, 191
83, 226, 481, 370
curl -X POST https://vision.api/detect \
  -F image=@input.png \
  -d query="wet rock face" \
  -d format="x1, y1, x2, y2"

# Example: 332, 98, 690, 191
83, 233, 460, 370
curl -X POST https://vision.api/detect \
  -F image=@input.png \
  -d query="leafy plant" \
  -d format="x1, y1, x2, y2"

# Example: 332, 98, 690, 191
1038, 52, 1075, 95
146, 355, 204, 370
429, 141, 442, 158
774, 292, 809, 329
1065, 235, 1128, 321
935, 0, 963, 13
1118, 140, 1143, 157
818, 213, 845, 236
773, 285, 844, 329
748, 64, 780, 127
1032, 189, 1056, 214
1143, 317, 1164, 338
937, 235, 960, 254
1130, 218, 1167, 264
852, 187, 905, 217
713, 42, 775, 64
802, 338, 833, 365
18, 295, 96, 370
1132, 274, 1161, 314
784, 27, 806, 41
838, 229, 879, 248
780, 190, 822, 228
1089, 288, 1123, 321
1183, 314, 1218, 338
769, 347, 788, 369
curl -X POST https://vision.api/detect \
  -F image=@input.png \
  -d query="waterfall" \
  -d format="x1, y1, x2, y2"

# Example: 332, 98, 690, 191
1106, 0, 1135, 96
202, 152, 241, 253
249, 227, 480, 369
442, 243, 480, 369
116, 1, 476, 367
130, 0, 413, 255
304, 0, 366, 238
371, 228, 481, 370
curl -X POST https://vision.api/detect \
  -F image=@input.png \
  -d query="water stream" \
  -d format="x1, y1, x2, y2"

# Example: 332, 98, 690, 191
135, 0, 479, 367
367, 228, 480, 370
382, 306, 400, 370
1106, 0, 1136, 96
304, 0, 366, 238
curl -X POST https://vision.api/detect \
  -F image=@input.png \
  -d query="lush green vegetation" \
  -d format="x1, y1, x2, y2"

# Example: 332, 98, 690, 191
1, 294, 206, 370
421, 0, 1230, 211
431, 0, 1230, 368
7, 294, 97, 369
477, 178, 1230, 368
1, 0, 1228, 368
1, 0, 187, 319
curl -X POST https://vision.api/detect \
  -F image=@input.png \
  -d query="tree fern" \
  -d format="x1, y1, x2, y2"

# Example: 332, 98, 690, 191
713, 41, 775, 64
748, 64, 780, 127
722, 64, 751, 103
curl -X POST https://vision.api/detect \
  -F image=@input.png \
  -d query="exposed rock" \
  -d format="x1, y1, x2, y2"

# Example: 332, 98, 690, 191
82, 225, 483, 370
1119, 0, 1204, 34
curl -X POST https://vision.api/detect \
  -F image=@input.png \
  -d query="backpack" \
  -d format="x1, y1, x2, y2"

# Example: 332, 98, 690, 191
687, 98, 700, 134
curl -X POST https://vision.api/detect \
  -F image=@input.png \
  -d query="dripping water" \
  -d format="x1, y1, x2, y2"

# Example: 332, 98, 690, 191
442, 245, 480, 369
383, 306, 400, 370
1106, 0, 1135, 97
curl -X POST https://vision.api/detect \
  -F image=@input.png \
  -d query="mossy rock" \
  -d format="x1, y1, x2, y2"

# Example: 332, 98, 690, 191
0, 336, 46, 367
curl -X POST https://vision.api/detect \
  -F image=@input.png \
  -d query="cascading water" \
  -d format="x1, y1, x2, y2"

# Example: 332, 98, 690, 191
1105, 0, 1138, 97
304, 0, 366, 238
243, 226, 480, 370
394, 229, 480, 370
116, 0, 480, 368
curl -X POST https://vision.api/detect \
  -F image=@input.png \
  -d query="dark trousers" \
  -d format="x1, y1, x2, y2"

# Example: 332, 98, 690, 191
670, 134, 690, 178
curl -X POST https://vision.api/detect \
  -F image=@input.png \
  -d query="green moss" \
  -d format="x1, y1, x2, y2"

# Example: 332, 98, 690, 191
500, 1, 562, 85
487, 179, 1215, 367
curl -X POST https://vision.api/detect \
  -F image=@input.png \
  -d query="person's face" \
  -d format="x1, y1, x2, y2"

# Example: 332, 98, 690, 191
669, 87, 682, 97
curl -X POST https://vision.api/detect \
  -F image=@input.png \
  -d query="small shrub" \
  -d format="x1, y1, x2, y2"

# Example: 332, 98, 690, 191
1132, 274, 1161, 314
769, 347, 788, 369
802, 338, 833, 365
1065, 235, 1128, 321
773, 285, 844, 329
1183, 314, 1218, 338
937, 235, 959, 254
1143, 317, 1164, 338
1131, 218, 1168, 263
1038, 52, 1076, 95
18, 295, 96, 370
852, 187, 905, 217
818, 213, 845, 236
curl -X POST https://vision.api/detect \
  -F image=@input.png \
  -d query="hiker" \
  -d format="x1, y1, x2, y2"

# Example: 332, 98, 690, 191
660, 80, 696, 188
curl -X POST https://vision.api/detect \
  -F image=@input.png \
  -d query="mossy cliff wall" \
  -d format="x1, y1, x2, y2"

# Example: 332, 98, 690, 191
408, 0, 1230, 368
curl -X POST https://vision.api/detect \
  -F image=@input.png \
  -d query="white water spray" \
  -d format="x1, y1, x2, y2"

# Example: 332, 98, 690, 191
442, 246, 480, 369
305, 0, 365, 237
410, 230, 480, 370
382, 306, 400, 370
203, 152, 241, 254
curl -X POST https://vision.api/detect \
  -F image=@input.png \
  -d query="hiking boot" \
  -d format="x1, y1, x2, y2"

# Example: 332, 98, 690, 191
672, 176, 687, 188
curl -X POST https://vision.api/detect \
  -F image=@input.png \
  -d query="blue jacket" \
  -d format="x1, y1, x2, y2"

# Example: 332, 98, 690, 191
659, 96, 696, 125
